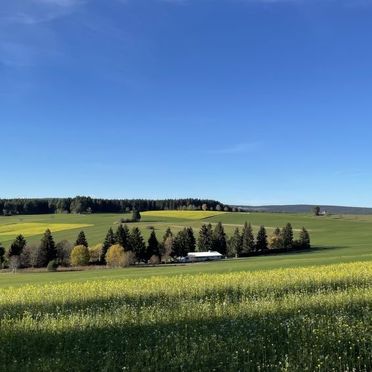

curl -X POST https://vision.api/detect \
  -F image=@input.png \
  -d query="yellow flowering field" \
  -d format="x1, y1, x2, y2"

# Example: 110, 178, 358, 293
0, 262, 371, 371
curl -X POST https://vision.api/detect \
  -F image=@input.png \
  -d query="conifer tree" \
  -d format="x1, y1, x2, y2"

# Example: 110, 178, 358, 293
299, 227, 311, 249
227, 228, 242, 257
197, 224, 213, 251
101, 227, 116, 263
39, 229, 57, 265
8, 235, 27, 257
282, 223, 294, 249
212, 222, 227, 255
184, 227, 196, 253
242, 222, 255, 254
256, 226, 268, 251
116, 224, 129, 250
147, 230, 160, 260
130, 227, 146, 262
75, 231, 88, 248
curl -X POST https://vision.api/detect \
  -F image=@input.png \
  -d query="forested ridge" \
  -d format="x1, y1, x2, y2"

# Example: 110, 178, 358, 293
0, 197, 225, 215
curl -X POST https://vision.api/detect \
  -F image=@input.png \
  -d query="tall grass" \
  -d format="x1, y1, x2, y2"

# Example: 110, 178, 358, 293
1, 262, 371, 371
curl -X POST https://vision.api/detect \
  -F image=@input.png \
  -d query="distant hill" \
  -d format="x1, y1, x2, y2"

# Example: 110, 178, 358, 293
234, 204, 372, 215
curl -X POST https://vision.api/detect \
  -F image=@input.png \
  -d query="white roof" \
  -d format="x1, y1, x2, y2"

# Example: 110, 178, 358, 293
188, 251, 223, 258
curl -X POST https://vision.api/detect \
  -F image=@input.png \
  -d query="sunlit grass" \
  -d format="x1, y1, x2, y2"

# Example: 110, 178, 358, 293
141, 210, 226, 220
1, 261, 371, 371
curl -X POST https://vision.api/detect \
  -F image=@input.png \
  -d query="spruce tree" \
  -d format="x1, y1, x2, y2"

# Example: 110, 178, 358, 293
282, 223, 294, 249
227, 228, 242, 257
242, 222, 255, 254
197, 224, 213, 251
256, 226, 268, 251
116, 224, 129, 250
184, 227, 196, 253
147, 230, 160, 260
8, 235, 27, 257
299, 227, 311, 249
75, 231, 88, 248
130, 227, 146, 262
101, 228, 116, 263
212, 222, 227, 255
39, 229, 57, 265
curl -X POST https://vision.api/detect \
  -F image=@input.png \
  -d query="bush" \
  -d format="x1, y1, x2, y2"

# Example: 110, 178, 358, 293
106, 245, 134, 268
89, 244, 103, 264
56, 240, 73, 267
70, 245, 90, 266
47, 260, 58, 272
149, 255, 160, 265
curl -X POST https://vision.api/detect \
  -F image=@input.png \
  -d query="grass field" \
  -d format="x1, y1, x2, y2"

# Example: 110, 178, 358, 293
1, 261, 371, 371
0, 211, 371, 370
1, 210, 372, 288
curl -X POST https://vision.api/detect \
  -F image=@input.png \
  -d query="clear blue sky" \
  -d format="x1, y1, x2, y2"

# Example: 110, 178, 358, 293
1, 0, 372, 206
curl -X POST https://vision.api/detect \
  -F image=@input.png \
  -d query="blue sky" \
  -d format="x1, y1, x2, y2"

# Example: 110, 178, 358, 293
1, 0, 372, 206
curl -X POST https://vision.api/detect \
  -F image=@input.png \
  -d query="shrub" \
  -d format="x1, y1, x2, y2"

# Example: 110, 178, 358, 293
149, 255, 160, 265
89, 244, 103, 264
70, 245, 90, 266
106, 245, 134, 268
47, 260, 59, 272
56, 240, 73, 267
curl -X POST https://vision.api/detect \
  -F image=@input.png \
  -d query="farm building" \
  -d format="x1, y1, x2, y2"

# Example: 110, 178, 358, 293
187, 251, 224, 262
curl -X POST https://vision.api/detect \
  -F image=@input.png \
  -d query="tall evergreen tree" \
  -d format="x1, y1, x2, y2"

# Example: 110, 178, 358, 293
39, 229, 57, 265
227, 228, 242, 257
75, 231, 88, 247
8, 235, 27, 257
101, 228, 116, 263
116, 224, 129, 250
242, 222, 255, 254
184, 227, 196, 253
256, 226, 268, 252
212, 222, 227, 255
282, 223, 294, 249
299, 227, 311, 249
173, 228, 195, 257
197, 224, 213, 251
147, 230, 160, 260
130, 227, 146, 262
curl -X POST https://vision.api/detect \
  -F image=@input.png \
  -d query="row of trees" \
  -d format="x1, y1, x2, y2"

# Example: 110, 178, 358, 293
0, 197, 226, 216
0, 222, 310, 270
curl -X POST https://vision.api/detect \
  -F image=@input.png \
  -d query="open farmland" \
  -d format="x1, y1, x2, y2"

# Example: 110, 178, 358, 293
0, 211, 371, 370
1, 211, 372, 289
0, 262, 371, 371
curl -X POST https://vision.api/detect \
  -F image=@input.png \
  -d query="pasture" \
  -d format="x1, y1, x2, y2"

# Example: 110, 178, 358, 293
0, 211, 372, 289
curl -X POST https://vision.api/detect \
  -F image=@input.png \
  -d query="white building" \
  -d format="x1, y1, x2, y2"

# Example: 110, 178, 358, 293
187, 251, 224, 262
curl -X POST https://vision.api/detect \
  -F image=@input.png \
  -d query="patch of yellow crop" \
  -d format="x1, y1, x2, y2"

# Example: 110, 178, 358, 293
141, 210, 227, 220
0, 223, 93, 238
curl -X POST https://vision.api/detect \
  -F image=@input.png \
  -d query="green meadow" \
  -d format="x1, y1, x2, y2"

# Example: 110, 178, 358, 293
0, 211, 371, 370
0, 211, 371, 287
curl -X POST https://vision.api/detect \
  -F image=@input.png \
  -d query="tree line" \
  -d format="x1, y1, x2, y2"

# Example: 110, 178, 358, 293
0, 197, 227, 216
0, 222, 310, 270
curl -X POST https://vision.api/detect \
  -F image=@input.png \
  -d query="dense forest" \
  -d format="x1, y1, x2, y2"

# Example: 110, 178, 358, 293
0, 197, 226, 215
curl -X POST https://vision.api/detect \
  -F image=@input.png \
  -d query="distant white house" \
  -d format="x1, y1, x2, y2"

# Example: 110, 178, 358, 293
187, 251, 224, 262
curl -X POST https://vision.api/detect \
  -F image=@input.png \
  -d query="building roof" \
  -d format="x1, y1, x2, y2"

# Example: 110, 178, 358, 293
187, 251, 223, 258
